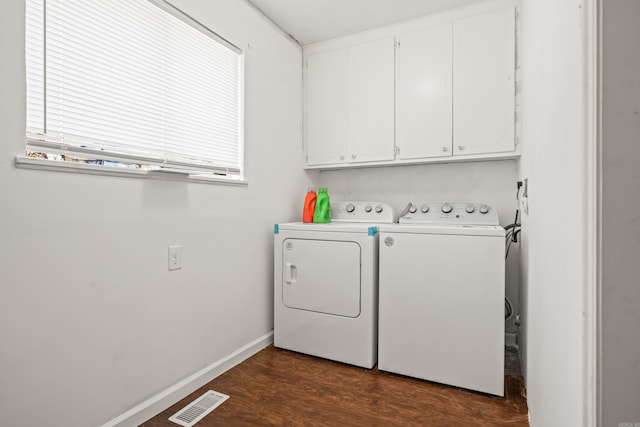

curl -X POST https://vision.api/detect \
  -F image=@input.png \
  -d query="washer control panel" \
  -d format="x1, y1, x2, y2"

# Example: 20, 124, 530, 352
332, 201, 396, 224
399, 202, 499, 226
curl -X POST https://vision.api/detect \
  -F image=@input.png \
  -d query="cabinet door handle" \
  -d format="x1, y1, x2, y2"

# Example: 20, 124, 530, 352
457, 145, 465, 151
340, 154, 345, 160
442, 146, 449, 152
351, 154, 357, 159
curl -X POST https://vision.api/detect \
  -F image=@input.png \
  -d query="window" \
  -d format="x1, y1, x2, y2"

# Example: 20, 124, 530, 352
25, 0, 244, 180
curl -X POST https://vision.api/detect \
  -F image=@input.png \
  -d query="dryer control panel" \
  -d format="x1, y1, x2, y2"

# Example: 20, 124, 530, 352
399, 202, 499, 226
332, 201, 397, 224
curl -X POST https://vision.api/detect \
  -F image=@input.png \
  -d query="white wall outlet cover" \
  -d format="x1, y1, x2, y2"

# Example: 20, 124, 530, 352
168, 245, 182, 270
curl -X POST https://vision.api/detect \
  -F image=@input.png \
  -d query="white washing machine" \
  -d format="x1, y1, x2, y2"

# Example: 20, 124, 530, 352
378, 202, 505, 396
274, 201, 396, 369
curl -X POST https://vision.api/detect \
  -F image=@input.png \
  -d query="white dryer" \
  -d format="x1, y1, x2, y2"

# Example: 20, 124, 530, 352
378, 202, 505, 396
274, 201, 395, 369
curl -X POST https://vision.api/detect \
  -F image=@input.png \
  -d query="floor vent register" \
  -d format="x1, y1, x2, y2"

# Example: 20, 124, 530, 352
168, 390, 229, 427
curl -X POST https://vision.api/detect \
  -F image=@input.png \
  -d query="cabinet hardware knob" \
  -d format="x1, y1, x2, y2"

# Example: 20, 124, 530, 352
442, 147, 449, 152
340, 154, 345, 160
351, 154, 356, 159
457, 145, 465, 151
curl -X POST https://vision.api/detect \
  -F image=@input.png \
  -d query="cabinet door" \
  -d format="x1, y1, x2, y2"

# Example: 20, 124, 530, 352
305, 49, 347, 165
346, 37, 396, 163
396, 24, 453, 160
453, 8, 515, 155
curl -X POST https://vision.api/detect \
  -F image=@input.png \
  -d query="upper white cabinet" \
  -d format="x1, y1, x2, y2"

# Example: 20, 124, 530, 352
347, 38, 396, 163
304, 1, 517, 169
396, 23, 453, 160
453, 8, 515, 156
305, 37, 395, 166
305, 49, 347, 165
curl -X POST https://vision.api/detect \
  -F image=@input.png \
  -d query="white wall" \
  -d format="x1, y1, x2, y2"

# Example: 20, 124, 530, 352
0, 1, 314, 426
320, 161, 518, 219
320, 159, 521, 334
601, 0, 640, 424
519, 0, 589, 425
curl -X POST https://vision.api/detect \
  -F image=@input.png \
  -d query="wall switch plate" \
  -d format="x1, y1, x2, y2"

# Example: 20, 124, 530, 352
168, 245, 182, 270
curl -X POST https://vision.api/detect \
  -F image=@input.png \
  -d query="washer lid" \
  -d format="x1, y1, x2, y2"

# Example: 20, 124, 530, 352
379, 224, 505, 237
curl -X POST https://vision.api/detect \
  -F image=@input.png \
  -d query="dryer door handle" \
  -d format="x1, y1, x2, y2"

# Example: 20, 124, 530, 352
285, 262, 297, 284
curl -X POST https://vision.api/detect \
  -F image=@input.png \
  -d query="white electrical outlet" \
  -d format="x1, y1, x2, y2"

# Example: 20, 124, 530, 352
520, 178, 529, 214
168, 245, 182, 270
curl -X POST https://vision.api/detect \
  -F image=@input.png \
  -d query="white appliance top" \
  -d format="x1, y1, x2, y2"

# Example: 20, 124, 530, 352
399, 202, 500, 226
331, 201, 397, 224
378, 224, 505, 237
277, 222, 381, 234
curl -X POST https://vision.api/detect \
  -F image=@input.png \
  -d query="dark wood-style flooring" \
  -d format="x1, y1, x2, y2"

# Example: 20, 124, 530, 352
142, 346, 528, 426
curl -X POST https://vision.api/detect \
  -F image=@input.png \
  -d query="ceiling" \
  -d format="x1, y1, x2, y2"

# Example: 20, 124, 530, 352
247, 0, 485, 46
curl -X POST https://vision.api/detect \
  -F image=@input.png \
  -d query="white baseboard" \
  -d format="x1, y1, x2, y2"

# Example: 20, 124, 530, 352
101, 331, 274, 427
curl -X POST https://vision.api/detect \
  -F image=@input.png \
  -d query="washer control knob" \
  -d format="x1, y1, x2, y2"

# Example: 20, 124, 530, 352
364, 205, 372, 213
346, 203, 355, 213
465, 205, 475, 214
441, 203, 453, 214
375, 205, 383, 213
408, 205, 417, 214
421, 205, 429, 213
480, 205, 490, 214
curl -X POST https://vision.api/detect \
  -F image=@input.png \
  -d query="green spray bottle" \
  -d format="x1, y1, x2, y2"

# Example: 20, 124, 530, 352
313, 187, 331, 223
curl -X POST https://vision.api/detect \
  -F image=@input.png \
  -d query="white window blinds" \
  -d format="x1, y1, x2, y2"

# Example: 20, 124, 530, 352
25, 0, 244, 177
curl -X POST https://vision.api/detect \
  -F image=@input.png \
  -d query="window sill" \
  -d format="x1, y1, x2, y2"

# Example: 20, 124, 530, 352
14, 156, 248, 186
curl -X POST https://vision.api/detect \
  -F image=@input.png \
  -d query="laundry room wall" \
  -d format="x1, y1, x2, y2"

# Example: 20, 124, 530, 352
320, 159, 521, 335
0, 1, 314, 427
518, 0, 591, 425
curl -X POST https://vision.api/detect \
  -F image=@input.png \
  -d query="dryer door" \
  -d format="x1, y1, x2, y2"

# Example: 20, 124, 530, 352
281, 238, 361, 318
